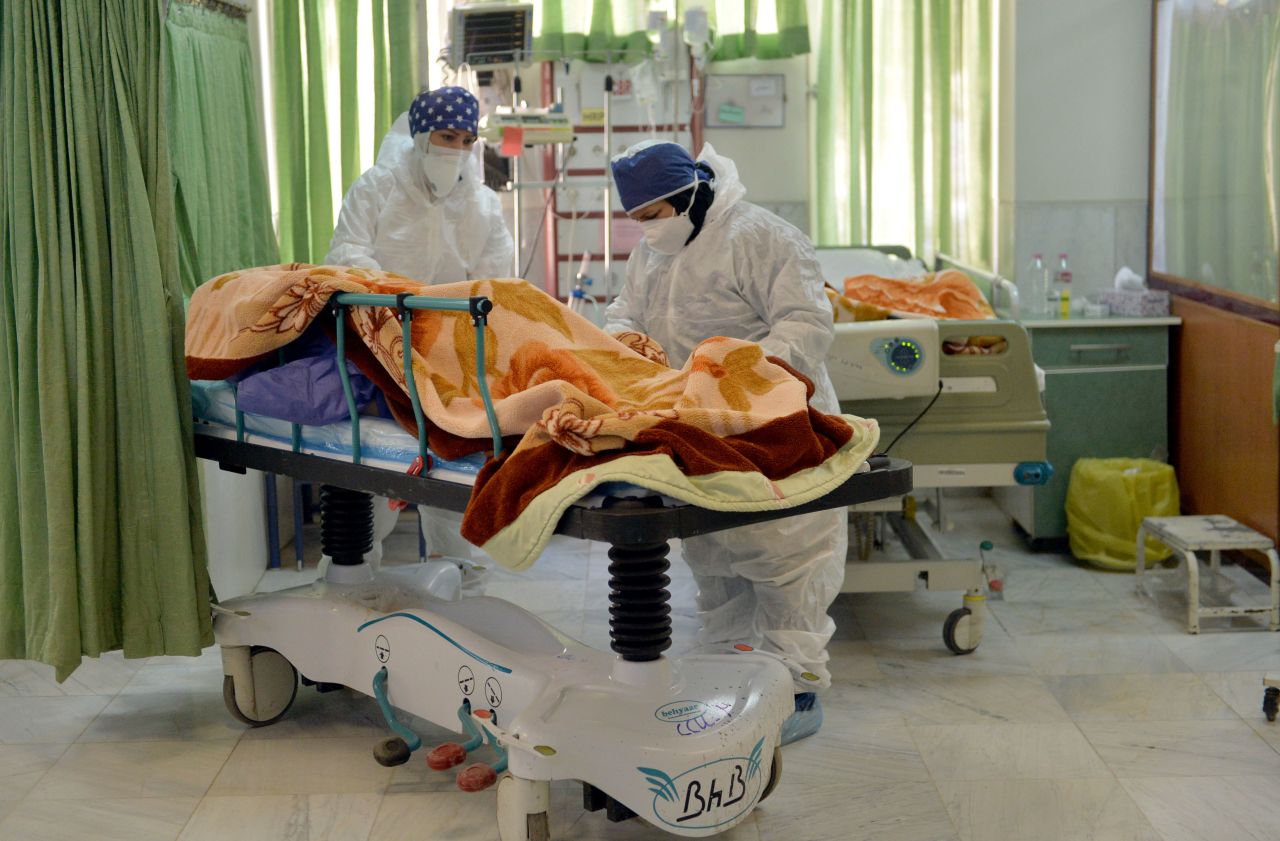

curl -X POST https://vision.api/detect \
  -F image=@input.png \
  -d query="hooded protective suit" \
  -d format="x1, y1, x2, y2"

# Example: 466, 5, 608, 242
606, 144, 839, 414
605, 143, 847, 696
325, 113, 512, 282
324, 110, 513, 567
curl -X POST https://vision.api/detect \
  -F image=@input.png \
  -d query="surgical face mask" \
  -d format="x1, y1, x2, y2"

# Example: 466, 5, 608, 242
640, 213, 694, 255
421, 145, 468, 197
638, 180, 701, 255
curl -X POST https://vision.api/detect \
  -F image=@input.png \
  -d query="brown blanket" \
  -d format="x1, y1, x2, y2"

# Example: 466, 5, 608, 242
186, 265, 879, 567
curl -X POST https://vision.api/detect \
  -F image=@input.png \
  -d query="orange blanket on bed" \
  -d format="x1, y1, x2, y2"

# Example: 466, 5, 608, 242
186, 265, 878, 566
841, 270, 995, 321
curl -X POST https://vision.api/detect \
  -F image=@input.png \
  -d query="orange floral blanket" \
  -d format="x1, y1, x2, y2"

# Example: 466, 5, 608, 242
839, 270, 995, 321
186, 265, 880, 568
826, 272, 1006, 355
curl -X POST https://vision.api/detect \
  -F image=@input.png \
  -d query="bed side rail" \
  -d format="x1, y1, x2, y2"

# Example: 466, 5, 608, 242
935, 253, 1020, 320
228, 292, 503, 465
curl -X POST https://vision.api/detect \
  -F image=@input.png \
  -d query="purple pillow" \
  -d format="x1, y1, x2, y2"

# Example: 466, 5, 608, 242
236, 350, 381, 426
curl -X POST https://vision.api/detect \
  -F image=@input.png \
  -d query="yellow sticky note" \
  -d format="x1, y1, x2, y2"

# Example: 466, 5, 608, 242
580, 107, 605, 126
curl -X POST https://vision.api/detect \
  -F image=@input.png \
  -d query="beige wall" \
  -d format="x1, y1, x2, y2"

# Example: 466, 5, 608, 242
1012, 0, 1151, 204
1001, 0, 1153, 298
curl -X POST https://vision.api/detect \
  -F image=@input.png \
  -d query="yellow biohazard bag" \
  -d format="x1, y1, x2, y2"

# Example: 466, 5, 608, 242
1066, 458, 1180, 571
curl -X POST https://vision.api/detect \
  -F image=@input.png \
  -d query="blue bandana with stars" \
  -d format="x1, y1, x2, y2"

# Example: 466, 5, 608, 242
409, 86, 479, 138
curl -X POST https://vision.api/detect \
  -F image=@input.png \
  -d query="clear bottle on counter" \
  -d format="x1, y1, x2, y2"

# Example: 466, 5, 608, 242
1052, 253, 1073, 319
1022, 253, 1051, 317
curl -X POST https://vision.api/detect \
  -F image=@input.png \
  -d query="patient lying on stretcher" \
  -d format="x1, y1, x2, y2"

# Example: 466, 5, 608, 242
824, 269, 1008, 355
185, 264, 880, 572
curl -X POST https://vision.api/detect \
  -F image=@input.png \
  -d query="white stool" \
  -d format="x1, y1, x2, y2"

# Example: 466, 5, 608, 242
1134, 515, 1280, 634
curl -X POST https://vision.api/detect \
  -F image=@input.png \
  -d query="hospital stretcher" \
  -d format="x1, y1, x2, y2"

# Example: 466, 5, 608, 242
817, 248, 1052, 653
193, 290, 911, 840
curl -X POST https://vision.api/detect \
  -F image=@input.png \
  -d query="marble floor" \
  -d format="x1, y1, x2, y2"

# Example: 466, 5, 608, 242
4, 494, 1280, 841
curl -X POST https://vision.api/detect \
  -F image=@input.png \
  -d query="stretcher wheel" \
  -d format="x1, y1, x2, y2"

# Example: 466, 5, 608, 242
497, 775, 552, 841
522, 813, 550, 841
943, 607, 980, 655
222, 647, 298, 726
1264, 687, 1279, 723
759, 745, 783, 802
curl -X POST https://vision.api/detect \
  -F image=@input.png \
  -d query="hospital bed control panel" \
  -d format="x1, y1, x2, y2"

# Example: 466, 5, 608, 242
827, 319, 941, 400
876, 337, 925, 375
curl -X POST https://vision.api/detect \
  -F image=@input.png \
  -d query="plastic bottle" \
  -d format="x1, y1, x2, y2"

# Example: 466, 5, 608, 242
1052, 253, 1073, 319
1022, 253, 1050, 317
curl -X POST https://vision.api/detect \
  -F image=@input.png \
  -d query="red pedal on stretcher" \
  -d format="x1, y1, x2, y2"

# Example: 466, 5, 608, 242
388, 455, 430, 512
427, 741, 467, 770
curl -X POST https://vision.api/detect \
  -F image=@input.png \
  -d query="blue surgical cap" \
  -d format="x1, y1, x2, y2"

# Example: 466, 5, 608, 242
409, 87, 479, 138
611, 141, 712, 213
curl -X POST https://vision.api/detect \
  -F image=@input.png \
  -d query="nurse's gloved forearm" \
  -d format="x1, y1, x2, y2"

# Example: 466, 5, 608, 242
604, 318, 642, 335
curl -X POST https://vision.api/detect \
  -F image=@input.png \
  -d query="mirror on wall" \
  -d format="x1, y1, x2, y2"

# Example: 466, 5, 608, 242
1149, 0, 1280, 306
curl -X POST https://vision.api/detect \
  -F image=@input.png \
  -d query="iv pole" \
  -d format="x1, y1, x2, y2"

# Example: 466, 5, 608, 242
602, 70, 613, 302
510, 70, 523, 277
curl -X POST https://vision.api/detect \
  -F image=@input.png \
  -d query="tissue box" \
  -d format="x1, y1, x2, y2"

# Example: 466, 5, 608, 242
1095, 289, 1170, 317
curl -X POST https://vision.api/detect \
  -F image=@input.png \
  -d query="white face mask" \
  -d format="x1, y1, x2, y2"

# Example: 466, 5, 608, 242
641, 213, 694, 255
638, 180, 701, 255
421, 145, 468, 197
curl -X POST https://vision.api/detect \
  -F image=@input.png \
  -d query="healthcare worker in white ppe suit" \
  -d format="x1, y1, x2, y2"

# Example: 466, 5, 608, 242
324, 86, 513, 579
605, 140, 846, 744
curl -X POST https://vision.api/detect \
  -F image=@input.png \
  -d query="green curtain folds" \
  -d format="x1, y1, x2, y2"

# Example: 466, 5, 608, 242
167, 2, 279, 292
533, 0, 654, 63
274, 0, 419, 263
1, 0, 213, 680
1156, 0, 1280, 303
532, 1, 810, 63
813, 0, 994, 269
708, 0, 811, 61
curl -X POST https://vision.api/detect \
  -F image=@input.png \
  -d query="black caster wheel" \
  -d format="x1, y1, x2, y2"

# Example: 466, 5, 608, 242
222, 646, 298, 727
497, 776, 553, 841
943, 607, 980, 655
524, 813, 551, 841
374, 736, 412, 767
1263, 687, 1279, 723
759, 745, 783, 802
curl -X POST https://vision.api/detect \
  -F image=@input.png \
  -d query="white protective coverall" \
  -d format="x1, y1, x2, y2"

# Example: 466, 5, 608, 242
324, 113, 513, 568
604, 143, 847, 689
326, 113, 512, 281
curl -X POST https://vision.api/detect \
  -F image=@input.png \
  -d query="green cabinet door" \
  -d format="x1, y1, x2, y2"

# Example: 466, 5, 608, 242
1034, 366, 1169, 539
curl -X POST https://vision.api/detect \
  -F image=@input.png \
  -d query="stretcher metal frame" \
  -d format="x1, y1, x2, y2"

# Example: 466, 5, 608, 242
195, 289, 913, 661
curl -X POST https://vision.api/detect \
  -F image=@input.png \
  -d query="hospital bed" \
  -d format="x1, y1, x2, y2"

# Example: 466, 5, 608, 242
816, 247, 1052, 653
193, 289, 911, 840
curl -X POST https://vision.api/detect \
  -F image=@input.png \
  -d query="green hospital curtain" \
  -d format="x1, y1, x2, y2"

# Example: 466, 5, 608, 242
533, 0, 654, 62
708, 0, 811, 61
1157, 0, 1279, 304
167, 1, 279, 292
814, 0, 993, 268
0, 1, 213, 680
273, 0, 420, 264
532, 1, 810, 63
